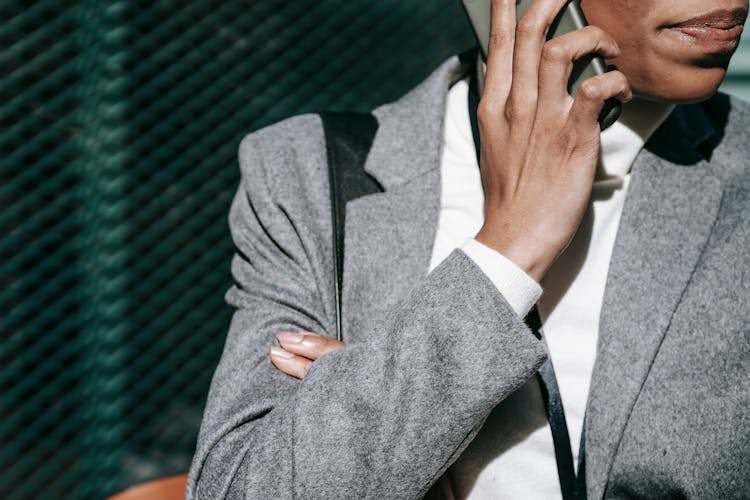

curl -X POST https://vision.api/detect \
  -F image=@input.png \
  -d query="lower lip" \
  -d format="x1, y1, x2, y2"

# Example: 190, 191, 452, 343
666, 24, 744, 52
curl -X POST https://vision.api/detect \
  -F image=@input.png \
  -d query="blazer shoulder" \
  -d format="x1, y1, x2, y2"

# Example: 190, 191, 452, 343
697, 93, 750, 197
701, 94, 750, 247
724, 95, 750, 185
237, 113, 329, 202
240, 113, 324, 154
713, 93, 750, 180
239, 113, 326, 173
725, 93, 750, 155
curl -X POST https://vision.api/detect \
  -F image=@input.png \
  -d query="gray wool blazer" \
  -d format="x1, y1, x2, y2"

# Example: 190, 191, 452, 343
187, 55, 750, 499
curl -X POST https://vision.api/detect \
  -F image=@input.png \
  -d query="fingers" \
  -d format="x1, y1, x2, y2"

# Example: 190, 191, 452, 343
269, 331, 346, 379
507, 0, 569, 117
537, 26, 620, 111
568, 71, 632, 132
276, 331, 345, 360
484, 0, 517, 100
269, 346, 312, 380
475, 2, 632, 284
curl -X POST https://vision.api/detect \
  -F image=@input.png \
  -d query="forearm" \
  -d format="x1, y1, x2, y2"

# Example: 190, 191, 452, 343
189, 250, 546, 499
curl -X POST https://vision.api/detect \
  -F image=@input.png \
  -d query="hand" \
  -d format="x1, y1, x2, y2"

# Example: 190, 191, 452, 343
474, 0, 632, 282
269, 331, 346, 379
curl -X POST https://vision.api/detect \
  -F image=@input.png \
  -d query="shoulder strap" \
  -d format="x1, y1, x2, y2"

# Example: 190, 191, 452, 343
320, 111, 381, 341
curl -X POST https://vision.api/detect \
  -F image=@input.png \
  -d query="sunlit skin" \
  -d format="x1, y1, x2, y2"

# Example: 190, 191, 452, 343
270, 0, 749, 379
581, 0, 748, 103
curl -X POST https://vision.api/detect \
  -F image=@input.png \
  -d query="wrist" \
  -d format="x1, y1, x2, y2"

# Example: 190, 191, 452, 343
462, 239, 543, 318
474, 226, 554, 282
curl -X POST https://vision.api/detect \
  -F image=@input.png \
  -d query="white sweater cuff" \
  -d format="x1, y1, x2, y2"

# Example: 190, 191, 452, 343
460, 238, 542, 318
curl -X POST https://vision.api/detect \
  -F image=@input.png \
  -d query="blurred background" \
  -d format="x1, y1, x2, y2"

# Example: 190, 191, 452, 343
2, 1, 749, 499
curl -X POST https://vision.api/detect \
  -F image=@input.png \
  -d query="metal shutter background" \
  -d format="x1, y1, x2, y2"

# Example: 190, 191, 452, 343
3, 1, 749, 498
2, 2, 471, 498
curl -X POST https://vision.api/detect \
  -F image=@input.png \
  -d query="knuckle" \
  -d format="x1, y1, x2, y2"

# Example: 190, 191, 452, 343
578, 79, 602, 101
583, 24, 606, 39
477, 100, 502, 125
582, 25, 618, 52
515, 15, 540, 37
542, 41, 567, 62
615, 71, 629, 87
312, 335, 331, 349
606, 71, 629, 93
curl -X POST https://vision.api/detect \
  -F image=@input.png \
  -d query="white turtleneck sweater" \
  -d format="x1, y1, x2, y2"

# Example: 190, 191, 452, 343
428, 78, 672, 499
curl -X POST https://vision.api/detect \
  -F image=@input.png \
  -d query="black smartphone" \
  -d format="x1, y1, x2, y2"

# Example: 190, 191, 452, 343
461, 0, 621, 129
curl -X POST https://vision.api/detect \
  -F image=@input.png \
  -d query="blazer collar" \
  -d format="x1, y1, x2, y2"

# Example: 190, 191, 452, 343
352, 52, 728, 498
585, 99, 726, 499
364, 53, 474, 190
364, 50, 723, 189
340, 54, 473, 338
646, 98, 719, 164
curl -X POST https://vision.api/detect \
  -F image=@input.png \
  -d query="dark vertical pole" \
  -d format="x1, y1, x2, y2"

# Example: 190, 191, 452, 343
73, 1, 132, 496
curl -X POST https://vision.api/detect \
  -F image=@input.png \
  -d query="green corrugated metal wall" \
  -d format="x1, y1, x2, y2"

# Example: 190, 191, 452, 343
2, 2, 749, 498
1, 2, 472, 498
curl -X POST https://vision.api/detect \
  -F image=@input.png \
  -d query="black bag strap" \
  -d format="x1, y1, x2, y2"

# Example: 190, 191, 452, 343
527, 307, 586, 500
320, 111, 381, 341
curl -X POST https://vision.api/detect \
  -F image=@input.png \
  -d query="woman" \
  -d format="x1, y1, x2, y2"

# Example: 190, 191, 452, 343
188, 0, 750, 498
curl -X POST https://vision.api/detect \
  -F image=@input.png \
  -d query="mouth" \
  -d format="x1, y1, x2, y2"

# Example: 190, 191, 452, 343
661, 8, 747, 52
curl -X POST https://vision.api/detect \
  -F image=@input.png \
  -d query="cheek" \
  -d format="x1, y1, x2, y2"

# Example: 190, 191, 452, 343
581, 0, 649, 35
581, 0, 653, 75
608, 46, 728, 103
581, 0, 730, 103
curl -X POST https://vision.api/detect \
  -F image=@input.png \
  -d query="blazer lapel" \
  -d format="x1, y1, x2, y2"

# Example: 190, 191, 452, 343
585, 105, 725, 499
328, 50, 729, 497
340, 55, 472, 339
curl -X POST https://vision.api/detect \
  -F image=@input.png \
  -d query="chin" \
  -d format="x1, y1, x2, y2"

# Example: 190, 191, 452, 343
644, 67, 728, 103
614, 57, 730, 104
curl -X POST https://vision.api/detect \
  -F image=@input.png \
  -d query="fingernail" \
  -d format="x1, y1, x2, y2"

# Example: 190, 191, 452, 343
270, 346, 294, 359
276, 331, 304, 343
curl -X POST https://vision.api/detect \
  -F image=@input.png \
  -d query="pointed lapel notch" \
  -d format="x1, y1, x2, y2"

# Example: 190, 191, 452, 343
339, 54, 473, 338
365, 51, 476, 191
586, 105, 725, 498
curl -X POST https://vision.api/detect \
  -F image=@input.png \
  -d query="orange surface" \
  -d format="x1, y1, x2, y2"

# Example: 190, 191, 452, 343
108, 473, 188, 500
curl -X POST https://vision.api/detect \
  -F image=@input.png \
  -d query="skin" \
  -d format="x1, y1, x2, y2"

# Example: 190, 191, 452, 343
271, 0, 748, 378
581, 0, 749, 103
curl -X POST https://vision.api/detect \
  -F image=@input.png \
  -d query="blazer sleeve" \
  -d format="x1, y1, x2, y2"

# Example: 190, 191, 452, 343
186, 114, 548, 500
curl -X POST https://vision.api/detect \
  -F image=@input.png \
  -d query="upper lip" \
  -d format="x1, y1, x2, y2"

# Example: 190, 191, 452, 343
664, 8, 748, 29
